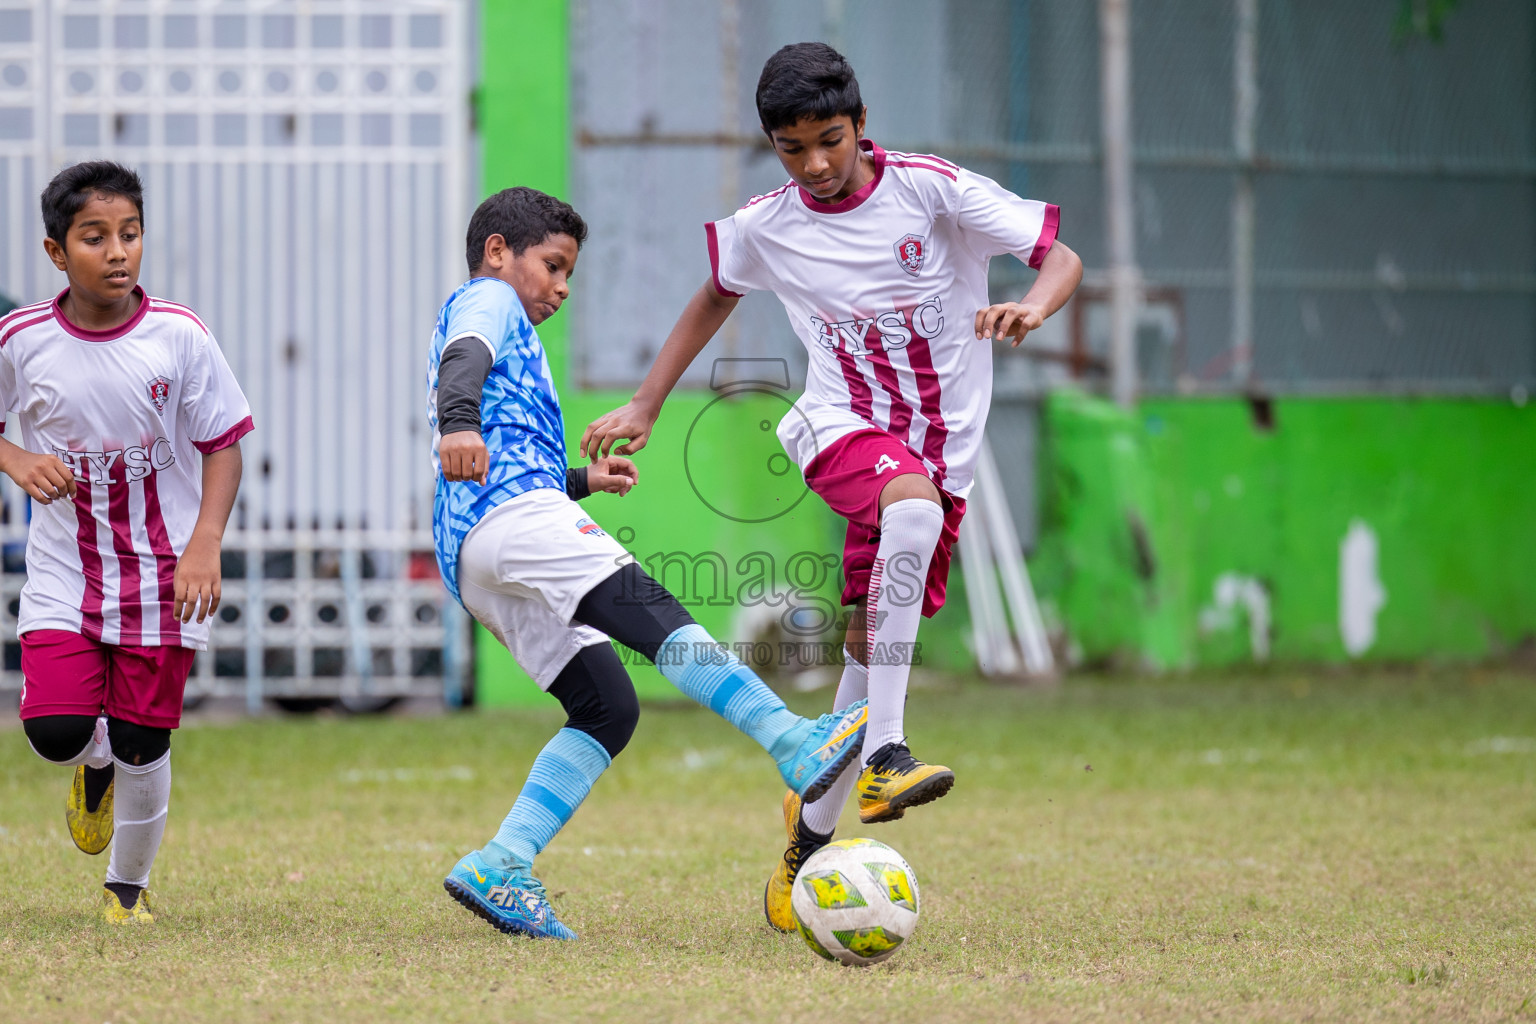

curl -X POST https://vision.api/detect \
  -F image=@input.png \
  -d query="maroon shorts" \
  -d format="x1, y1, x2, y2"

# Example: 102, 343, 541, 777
802, 429, 966, 618
18, 629, 196, 729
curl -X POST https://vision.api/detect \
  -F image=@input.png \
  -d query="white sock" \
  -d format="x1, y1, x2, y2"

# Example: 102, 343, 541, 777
28, 715, 113, 768
800, 651, 869, 836
106, 751, 170, 889
863, 498, 944, 762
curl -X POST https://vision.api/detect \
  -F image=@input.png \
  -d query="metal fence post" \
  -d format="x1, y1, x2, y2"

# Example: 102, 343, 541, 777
1100, 0, 1139, 408
1232, 0, 1259, 385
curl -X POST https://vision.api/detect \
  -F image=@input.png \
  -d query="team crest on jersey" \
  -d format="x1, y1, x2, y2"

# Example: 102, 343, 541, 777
575, 517, 607, 538
146, 375, 172, 414
893, 233, 927, 277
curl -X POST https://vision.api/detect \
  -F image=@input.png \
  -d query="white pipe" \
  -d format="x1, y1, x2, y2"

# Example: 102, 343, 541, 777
719, 0, 741, 359
1099, 0, 1139, 407
1232, 0, 1258, 384
975, 443, 1056, 675
959, 502, 1016, 676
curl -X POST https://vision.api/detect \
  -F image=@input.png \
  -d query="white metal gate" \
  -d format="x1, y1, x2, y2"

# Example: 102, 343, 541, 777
0, 0, 473, 708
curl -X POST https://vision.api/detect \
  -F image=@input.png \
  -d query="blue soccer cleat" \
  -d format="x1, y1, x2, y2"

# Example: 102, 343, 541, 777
776, 699, 870, 803
442, 851, 577, 941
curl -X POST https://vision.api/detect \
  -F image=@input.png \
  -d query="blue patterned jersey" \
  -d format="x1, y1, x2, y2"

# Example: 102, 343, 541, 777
429, 277, 566, 603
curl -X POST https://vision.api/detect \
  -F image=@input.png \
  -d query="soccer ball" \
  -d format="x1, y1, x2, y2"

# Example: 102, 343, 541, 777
790, 838, 921, 966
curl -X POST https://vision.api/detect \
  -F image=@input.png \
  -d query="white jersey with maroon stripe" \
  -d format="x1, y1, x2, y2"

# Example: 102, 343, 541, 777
0, 289, 253, 649
706, 139, 1059, 498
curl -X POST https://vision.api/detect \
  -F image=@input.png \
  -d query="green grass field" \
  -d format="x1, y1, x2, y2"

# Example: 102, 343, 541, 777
2, 669, 1535, 1022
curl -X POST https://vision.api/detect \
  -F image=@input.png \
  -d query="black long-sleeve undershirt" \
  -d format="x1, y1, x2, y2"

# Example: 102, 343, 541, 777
436, 338, 493, 437
437, 337, 589, 500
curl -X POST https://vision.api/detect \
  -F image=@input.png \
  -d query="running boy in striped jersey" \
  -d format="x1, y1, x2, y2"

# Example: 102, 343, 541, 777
2, 161, 251, 923
582, 43, 1083, 930
430, 186, 868, 940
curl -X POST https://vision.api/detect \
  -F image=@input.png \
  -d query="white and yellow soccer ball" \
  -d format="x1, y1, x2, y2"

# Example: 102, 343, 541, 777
790, 838, 920, 966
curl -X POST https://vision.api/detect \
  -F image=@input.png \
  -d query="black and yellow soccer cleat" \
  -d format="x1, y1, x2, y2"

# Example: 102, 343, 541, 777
66, 764, 115, 855
763, 790, 834, 932
102, 888, 154, 925
856, 741, 955, 824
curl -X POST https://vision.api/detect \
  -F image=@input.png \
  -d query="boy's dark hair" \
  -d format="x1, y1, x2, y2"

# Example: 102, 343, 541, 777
755, 42, 863, 135
466, 186, 587, 273
41, 161, 145, 245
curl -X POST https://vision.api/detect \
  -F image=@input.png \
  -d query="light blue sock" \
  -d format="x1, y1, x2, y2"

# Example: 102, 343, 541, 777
482, 727, 610, 873
656, 623, 806, 761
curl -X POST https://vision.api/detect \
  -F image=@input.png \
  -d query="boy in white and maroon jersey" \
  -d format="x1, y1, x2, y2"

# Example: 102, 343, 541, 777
583, 44, 1082, 930
2, 161, 250, 924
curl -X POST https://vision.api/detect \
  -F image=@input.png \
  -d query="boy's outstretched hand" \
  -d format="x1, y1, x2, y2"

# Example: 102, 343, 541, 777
588, 456, 638, 497
440, 430, 490, 485
975, 302, 1047, 345
581, 400, 658, 460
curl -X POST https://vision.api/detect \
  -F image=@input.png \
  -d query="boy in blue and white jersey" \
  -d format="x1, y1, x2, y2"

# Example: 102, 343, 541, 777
428, 186, 870, 940
429, 247, 573, 610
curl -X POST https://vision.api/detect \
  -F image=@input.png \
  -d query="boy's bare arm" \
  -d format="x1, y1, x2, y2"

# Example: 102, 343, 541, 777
580, 281, 739, 460
0, 436, 76, 505
175, 442, 242, 624
975, 240, 1084, 345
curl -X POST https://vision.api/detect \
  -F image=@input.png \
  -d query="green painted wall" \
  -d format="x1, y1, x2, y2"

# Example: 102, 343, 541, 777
478, 1, 566, 197
478, 0, 571, 390
1034, 391, 1536, 668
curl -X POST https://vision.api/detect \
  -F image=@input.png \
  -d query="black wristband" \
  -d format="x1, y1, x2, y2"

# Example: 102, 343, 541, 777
565, 466, 591, 500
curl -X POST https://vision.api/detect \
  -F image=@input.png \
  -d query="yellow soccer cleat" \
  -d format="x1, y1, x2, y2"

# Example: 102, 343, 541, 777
66, 765, 115, 855
763, 790, 833, 932
102, 888, 154, 925
857, 741, 955, 824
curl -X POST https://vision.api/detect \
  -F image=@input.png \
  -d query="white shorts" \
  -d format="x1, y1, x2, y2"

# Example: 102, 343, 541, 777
457, 488, 634, 689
